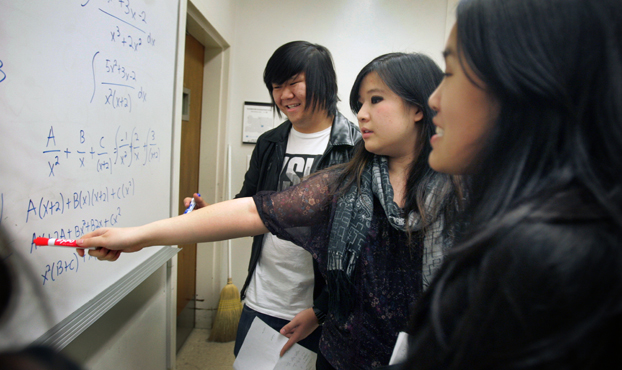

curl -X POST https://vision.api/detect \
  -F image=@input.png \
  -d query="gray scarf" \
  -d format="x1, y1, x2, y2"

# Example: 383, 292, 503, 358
327, 155, 445, 321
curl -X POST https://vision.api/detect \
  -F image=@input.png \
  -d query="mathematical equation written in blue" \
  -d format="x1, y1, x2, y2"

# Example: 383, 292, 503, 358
32, 207, 124, 285
90, 51, 148, 111
25, 179, 134, 223
31, 205, 122, 253
43, 126, 160, 176
37, 250, 97, 286
82, 0, 156, 53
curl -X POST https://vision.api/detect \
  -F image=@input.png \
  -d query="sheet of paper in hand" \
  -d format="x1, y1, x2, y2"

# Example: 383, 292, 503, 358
233, 317, 317, 370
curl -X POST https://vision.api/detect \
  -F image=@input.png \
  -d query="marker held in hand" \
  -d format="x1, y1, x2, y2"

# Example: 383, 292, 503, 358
34, 237, 98, 249
184, 193, 201, 214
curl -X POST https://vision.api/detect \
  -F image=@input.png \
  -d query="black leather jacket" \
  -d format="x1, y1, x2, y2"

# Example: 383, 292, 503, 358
236, 111, 361, 312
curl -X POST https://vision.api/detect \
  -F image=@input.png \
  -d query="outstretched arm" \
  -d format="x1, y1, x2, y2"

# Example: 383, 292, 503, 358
77, 197, 267, 261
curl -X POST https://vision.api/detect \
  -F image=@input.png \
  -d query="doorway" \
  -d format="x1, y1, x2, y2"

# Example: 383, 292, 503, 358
176, 32, 204, 351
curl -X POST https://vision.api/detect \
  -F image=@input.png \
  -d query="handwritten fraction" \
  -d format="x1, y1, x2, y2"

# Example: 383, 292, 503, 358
82, 0, 156, 52
82, 0, 157, 109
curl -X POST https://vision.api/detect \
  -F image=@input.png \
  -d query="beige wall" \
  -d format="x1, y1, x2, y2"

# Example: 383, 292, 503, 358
190, 0, 236, 44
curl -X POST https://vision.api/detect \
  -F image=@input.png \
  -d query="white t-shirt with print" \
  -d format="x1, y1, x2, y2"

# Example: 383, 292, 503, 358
244, 125, 331, 320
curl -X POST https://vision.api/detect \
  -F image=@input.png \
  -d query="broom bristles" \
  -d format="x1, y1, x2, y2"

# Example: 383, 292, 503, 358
208, 278, 242, 342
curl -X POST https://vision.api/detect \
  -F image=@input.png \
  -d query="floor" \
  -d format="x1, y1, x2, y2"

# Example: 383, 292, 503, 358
176, 329, 236, 370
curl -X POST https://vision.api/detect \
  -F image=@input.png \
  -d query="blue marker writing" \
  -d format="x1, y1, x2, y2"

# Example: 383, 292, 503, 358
184, 193, 200, 214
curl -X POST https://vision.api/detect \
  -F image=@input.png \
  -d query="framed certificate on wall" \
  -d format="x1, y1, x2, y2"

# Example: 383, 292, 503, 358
242, 101, 283, 143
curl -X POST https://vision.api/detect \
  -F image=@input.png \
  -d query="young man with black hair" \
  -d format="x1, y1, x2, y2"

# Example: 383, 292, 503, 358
233, 41, 360, 356
186, 41, 359, 356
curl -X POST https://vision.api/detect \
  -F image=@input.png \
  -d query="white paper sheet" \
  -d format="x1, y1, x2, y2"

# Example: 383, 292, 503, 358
233, 317, 317, 370
389, 331, 410, 365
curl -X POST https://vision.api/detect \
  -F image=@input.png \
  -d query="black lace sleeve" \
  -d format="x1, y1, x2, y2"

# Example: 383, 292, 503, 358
252, 171, 338, 259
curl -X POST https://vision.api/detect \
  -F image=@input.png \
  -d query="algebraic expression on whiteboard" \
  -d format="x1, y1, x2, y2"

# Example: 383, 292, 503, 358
42, 125, 160, 177
25, 178, 135, 224
0, 0, 180, 346
82, 0, 156, 52
39, 251, 98, 286
31, 204, 124, 254
85, 0, 158, 109
90, 51, 148, 111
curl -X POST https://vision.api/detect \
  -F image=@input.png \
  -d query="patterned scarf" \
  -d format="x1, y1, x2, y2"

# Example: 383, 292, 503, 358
327, 155, 446, 321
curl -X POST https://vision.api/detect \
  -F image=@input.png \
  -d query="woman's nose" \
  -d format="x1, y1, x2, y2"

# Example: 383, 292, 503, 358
357, 105, 369, 123
428, 85, 441, 112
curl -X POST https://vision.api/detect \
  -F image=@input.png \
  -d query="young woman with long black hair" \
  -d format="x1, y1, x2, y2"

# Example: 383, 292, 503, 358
398, 0, 622, 368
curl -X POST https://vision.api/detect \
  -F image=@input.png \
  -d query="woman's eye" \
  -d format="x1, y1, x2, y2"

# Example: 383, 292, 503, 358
371, 96, 383, 104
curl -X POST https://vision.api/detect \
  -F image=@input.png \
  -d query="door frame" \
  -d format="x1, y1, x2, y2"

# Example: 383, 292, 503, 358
168, 1, 230, 367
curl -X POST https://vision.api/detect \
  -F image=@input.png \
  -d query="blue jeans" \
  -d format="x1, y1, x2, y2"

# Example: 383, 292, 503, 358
233, 305, 322, 356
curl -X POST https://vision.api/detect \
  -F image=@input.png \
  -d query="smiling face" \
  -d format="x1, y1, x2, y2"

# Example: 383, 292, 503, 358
271, 72, 330, 133
357, 72, 423, 162
428, 25, 499, 175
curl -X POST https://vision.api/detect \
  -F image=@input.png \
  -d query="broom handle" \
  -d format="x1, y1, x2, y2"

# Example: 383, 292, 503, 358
227, 145, 232, 280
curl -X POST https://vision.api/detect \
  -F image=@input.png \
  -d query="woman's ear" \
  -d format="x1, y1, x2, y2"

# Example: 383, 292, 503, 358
413, 105, 424, 123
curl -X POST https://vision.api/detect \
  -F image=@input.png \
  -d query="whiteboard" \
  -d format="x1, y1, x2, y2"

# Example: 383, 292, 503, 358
0, 0, 180, 348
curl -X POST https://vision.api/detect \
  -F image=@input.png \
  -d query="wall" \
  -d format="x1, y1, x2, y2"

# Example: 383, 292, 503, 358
190, 0, 236, 45
195, 0, 453, 327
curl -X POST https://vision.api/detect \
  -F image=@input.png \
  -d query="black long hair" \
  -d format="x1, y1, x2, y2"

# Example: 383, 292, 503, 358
402, 0, 622, 368
263, 41, 338, 119
455, 0, 622, 230
338, 52, 461, 234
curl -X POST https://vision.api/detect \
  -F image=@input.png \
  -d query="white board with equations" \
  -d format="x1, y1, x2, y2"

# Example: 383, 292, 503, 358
0, 0, 181, 348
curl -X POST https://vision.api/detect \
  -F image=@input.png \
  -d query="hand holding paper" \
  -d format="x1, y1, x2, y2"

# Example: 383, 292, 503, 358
233, 317, 317, 370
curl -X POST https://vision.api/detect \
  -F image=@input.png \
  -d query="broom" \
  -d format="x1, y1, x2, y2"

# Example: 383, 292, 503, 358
208, 145, 242, 342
